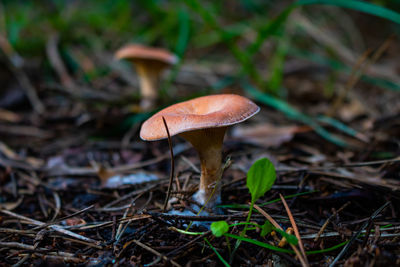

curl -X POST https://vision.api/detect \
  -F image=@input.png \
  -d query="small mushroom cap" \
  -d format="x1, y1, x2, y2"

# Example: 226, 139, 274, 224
140, 94, 260, 141
115, 44, 178, 65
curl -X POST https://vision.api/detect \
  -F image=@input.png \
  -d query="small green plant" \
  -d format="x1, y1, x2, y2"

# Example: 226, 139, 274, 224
170, 158, 346, 266
235, 157, 277, 250
212, 157, 284, 264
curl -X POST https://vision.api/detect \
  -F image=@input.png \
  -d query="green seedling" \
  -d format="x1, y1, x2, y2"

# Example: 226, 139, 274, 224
243, 157, 276, 235
228, 157, 277, 262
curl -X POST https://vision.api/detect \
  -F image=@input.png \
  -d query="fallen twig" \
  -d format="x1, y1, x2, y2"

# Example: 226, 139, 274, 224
0, 209, 101, 246
314, 201, 350, 242
131, 239, 182, 267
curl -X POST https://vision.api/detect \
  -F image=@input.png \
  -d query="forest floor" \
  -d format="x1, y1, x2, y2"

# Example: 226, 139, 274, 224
1, 1, 400, 266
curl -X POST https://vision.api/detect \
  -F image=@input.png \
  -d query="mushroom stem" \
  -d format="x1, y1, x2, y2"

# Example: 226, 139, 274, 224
180, 127, 227, 207
134, 63, 161, 110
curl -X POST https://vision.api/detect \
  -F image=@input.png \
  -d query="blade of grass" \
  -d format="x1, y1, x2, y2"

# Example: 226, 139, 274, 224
295, 0, 400, 25
225, 232, 348, 256
266, 33, 290, 94
204, 238, 231, 267
242, 81, 348, 147
174, 8, 191, 58
161, 7, 191, 97
183, 0, 263, 84
224, 233, 293, 254
192, 23, 249, 48
186, 0, 400, 96
316, 115, 368, 142
246, 6, 295, 57
306, 241, 349, 255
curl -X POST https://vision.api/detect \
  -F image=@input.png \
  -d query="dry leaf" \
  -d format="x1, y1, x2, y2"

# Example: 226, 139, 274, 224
232, 123, 311, 148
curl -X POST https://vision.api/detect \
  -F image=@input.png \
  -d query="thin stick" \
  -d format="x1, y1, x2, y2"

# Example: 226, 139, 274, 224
253, 204, 308, 267
314, 201, 350, 242
0, 241, 86, 259
0, 209, 101, 245
279, 194, 309, 266
33, 205, 94, 230
162, 116, 175, 212
132, 239, 182, 267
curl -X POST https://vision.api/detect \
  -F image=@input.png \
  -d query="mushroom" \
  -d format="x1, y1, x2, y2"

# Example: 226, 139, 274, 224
140, 94, 259, 209
115, 44, 178, 110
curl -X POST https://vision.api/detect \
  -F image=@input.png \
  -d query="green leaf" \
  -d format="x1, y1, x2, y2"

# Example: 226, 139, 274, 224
260, 221, 273, 237
246, 158, 277, 203
274, 228, 299, 245
211, 221, 229, 237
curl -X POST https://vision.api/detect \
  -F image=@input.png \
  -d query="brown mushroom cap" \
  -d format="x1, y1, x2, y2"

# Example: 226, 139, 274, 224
115, 44, 178, 65
140, 94, 260, 141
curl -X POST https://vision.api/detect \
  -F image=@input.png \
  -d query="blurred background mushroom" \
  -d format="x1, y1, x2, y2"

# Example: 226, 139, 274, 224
115, 44, 178, 111
140, 94, 259, 210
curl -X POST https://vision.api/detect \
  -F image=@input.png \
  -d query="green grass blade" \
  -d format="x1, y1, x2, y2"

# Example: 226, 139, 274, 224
226, 233, 348, 255
316, 115, 360, 139
242, 81, 348, 147
184, 0, 262, 84
224, 233, 294, 253
306, 240, 349, 255
247, 6, 295, 57
204, 238, 231, 267
266, 34, 290, 94
175, 8, 191, 58
161, 7, 191, 96
295, 0, 400, 25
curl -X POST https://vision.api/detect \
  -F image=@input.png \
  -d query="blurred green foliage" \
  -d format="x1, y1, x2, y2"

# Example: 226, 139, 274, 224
2, 0, 399, 92
1, 0, 399, 146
